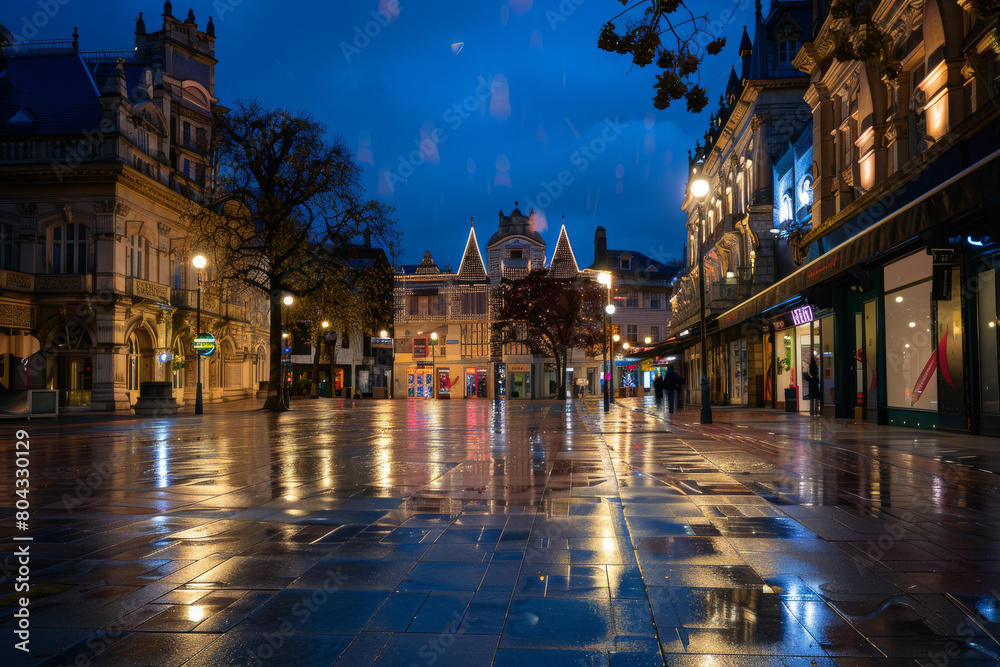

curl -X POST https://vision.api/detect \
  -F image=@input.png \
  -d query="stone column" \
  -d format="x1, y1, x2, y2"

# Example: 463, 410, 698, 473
90, 302, 130, 411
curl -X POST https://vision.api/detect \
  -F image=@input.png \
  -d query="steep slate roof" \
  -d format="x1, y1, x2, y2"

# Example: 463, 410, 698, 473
547, 221, 579, 278
414, 251, 442, 274
456, 221, 488, 281
586, 248, 682, 279
0, 53, 104, 135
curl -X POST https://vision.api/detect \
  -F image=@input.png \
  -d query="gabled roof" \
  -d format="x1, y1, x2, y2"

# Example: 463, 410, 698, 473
586, 248, 682, 279
547, 220, 579, 278
456, 220, 487, 281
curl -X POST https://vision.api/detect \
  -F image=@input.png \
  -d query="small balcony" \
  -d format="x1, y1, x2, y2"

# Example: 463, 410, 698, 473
126, 277, 170, 304
35, 274, 91, 292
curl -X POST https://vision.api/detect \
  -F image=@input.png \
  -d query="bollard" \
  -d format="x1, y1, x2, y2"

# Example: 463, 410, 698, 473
700, 376, 712, 424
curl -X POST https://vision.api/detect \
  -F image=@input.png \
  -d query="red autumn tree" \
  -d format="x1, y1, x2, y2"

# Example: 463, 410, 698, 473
492, 270, 605, 400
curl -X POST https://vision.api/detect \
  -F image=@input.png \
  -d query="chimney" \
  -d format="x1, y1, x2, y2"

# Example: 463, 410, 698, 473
594, 226, 608, 269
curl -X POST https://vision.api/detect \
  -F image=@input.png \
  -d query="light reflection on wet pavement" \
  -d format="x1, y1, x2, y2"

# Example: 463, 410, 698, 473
2, 397, 1000, 666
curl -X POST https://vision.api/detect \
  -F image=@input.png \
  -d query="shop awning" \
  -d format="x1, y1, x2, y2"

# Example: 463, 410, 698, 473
0, 333, 40, 357
719, 146, 1000, 330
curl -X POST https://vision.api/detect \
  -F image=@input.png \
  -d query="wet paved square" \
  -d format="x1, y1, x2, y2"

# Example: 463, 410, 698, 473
3, 397, 1000, 665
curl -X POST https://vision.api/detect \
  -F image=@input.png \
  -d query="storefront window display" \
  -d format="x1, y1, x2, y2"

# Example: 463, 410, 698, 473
884, 252, 936, 410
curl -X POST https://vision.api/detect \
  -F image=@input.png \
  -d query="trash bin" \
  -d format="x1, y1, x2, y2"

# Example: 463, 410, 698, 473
784, 387, 798, 413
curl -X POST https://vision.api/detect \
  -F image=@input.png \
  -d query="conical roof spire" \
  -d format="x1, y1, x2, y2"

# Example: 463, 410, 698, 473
548, 219, 579, 278
457, 220, 487, 281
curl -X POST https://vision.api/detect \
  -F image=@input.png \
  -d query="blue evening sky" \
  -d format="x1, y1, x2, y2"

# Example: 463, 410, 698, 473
4, 0, 757, 267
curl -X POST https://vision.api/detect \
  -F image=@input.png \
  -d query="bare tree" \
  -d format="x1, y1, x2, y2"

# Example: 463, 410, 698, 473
492, 270, 605, 400
186, 99, 398, 411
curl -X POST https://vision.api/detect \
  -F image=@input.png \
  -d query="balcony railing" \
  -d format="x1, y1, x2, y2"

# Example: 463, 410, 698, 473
35, 274, 91, 292
126, 277, 170, 303
708, 281, 740, 309
172, 289, 219, 314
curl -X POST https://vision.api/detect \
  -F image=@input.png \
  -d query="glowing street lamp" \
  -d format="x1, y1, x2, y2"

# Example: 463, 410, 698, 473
192, 254, 207, 415
282, 295, 293, 408
690, 172, 712, 424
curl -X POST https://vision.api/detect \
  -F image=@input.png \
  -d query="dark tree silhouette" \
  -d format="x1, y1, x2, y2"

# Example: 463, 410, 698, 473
596, 0, 730, 112
492, 270, 605, 400
185, 99, 398, 411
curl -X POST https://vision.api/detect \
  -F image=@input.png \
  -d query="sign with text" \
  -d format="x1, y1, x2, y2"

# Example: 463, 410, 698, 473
371, 337, 394, 348
193, 333, 216, 356
790, 305, 815, 326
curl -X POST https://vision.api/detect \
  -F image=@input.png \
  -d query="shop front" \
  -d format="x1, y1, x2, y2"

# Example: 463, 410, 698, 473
971, 249, 1000, 435
406, 363, 435, 398
464, 367, 489, 398
507, 363, 532, 399
767, 305, 835, 414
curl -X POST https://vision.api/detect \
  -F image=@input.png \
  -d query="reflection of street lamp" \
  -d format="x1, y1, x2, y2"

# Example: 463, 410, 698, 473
598, 269, 613, 413
192, 254, 207, 415
282, 294, 293, 408
430, 332, 438, 398
691, 174, 712, 424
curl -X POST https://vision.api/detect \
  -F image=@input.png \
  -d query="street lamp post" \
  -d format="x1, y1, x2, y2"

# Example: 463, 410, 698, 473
192, 254, 207, 415
430, 332, 438, 398
597, 272, 612, 412
690, 175, 712, 424
282, 294, 293, 409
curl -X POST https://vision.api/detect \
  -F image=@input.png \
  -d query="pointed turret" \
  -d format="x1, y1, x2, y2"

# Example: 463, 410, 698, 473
750, 0, 766, 80
457, 218, 488, 281
739, 24, 753, 81
726, 66, 741, 105
548, 217, 579, 278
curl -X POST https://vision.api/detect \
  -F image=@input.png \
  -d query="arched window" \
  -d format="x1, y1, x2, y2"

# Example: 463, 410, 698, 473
0, 222, 13, 270
128, 235, 148, 279
780, 191, 793, 223
53, 224, 88, 274
799, 175, 814, 207
127, 333, 140, 391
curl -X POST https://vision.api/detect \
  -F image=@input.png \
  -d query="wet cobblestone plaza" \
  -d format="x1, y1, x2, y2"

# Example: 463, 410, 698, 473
3, 398, 1000, 666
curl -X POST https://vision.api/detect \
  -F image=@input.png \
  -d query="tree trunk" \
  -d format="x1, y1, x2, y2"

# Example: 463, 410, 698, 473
556, 346, 567, 400
309, 330, 320, 399
262, 291, 288, 411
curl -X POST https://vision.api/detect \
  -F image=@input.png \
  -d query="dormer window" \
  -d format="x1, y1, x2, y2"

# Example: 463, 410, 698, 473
509, 249, 522, 259
777, 39, 799, 64
619, 257, 631, 270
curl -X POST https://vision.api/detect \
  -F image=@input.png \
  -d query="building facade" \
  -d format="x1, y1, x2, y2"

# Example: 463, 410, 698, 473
586, 226, 681, 392
671, 0, 814, 407
683, 0, 1000, 436
0, 4, 270, 413
392, 205, 603, 399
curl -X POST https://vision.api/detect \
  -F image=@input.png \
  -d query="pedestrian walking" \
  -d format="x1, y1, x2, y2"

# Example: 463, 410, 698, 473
806, 357, 821, 416
663, 364, 685, 414
653, 373, 664, 406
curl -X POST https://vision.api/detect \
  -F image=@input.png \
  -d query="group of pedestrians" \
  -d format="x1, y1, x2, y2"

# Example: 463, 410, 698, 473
652, 365, 685, 414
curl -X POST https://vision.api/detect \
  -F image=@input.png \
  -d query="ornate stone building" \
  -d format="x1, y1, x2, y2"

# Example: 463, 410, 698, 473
0, 4, 269, 413
703, 0, 1000, 435
392, 205, 602, 399
671, 0, 814, 406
